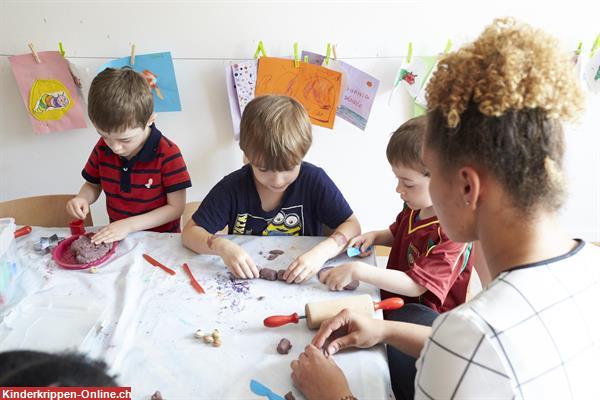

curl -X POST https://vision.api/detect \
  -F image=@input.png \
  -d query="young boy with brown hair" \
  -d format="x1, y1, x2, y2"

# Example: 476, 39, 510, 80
66, 67, 191, 243
182, 95, 360, 282
321, 116, 474, 314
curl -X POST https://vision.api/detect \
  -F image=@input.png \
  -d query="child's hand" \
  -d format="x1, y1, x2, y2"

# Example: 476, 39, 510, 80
66, 196, 90, 220
91, 220, 133, 244
219, 241, 259, 279
320, 262, 359, 291
348, 232, 376, 257
284, 250, 328, 284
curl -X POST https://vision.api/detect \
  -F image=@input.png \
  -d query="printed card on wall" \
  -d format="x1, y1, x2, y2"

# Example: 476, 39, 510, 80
225, 64, 242, 139
326, 59, 379, 130
231, 60, 258, 114
99, 52, 181, 112
9, 51, 87, 134
256, 57, 342, 129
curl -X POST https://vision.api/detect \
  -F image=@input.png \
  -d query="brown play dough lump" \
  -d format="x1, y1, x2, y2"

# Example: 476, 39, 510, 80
317, 267, 360, 291
277, 269, 286, 281
267, 249, 284, 260
70, 235, 111, 264
277, 338, 292, 354
150, 391, 163, 400
259, 267, 277, 281
284, 391, 296, 400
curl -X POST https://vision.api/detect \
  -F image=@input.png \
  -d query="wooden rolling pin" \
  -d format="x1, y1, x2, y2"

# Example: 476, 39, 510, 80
264, 294, 404, 329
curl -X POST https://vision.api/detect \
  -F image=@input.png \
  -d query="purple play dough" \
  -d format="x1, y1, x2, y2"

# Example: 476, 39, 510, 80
70, 235, 111, 264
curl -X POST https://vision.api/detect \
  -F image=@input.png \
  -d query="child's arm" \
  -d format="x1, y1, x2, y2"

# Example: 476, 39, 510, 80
348, 228, 395, 256
91, 189, 186, 244
321, 261, 427, 296
66, 182, 102, 220
283, 214, 361, 283
182, 220, 259, 279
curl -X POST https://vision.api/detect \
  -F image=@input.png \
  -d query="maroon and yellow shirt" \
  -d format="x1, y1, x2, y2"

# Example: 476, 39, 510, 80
82, 124, 191, 233
383, 207, 474, 313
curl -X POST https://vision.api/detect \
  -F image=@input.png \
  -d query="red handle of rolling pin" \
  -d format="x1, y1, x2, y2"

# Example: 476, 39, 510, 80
373, 297, 404, 311
263, 313, 300, 327
14, 226, 32, 238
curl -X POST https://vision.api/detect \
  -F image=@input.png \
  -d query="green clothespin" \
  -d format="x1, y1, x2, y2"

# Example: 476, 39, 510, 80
254, 40, 267, 59
590, 34, 600, 58
304, 55, 309, 63
58, 42, 65, 57
407, 42, 413, 64
294, 42, 299, 68
325, 43, 331, 65
444, 39, 452, 54
575, 41, 583, 56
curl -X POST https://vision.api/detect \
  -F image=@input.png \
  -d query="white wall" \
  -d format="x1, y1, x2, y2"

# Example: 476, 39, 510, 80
1, 0, 599, 241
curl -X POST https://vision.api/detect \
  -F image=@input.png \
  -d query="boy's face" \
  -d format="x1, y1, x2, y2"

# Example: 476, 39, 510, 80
95, 125, 150, 160
391, 162, 432, 211
250, 162, 301, 194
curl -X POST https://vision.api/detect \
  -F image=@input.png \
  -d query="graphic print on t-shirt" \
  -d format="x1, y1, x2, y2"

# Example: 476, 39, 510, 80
231, 205, 304, 236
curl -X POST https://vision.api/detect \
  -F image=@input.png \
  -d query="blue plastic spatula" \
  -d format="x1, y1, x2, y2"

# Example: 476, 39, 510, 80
250, 379, 285, 400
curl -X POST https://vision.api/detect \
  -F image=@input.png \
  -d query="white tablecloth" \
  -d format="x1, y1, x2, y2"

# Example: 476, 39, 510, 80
1, 228, 393, 399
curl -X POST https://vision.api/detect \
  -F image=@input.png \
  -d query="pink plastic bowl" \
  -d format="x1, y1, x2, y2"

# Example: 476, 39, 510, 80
51, 233, 118, 270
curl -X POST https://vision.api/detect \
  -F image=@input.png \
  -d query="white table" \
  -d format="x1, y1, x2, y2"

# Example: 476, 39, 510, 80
1, 228, 393, 399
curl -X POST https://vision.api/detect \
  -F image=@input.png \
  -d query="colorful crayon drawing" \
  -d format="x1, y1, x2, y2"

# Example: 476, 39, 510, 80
231, 61, 257, 113
256, 57, 342, 129
9, 51, 86, 133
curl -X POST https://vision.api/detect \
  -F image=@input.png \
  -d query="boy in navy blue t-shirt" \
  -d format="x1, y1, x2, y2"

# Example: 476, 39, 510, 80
182, 95, 360, 282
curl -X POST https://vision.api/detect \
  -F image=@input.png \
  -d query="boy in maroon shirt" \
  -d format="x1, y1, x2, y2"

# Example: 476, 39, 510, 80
320, 116, 473, 313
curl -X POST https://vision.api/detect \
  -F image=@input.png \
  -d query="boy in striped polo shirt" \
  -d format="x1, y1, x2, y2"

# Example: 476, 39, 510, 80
66, 67, 191, 244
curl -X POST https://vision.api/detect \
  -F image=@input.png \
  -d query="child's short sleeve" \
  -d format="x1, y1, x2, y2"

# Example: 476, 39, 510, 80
191, 180, 231, 234
406, 231, 471, 305
81, 140, 102, 185
312, 168, 353, 229
161, 143, 192, 193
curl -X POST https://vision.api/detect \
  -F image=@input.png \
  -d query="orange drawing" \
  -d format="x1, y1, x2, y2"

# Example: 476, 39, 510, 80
255, 57, 342, 129
142, 69, 164, 100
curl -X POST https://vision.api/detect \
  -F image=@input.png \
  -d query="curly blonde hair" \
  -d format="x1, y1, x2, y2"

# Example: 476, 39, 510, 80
425, 18, 585, 213
427, 17, 583, 128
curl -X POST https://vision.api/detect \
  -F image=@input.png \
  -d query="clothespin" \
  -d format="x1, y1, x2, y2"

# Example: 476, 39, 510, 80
575, 41, 583, 56
28, 43, 41, 64
130, 44, 136, 65
294, 42, 299, 68
254, 40, 267, 59
58, 42, 65, 57
406, 42, 413, 64
590, 34, 600, 57
443, 39, 452, 54
304, 55, 308, 63
332, 44, 338, 60
325, 43, 331, 65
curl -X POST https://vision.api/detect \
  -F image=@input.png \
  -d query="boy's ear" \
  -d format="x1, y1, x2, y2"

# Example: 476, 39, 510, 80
459, 166, 481, 209
146, 113, 157, 127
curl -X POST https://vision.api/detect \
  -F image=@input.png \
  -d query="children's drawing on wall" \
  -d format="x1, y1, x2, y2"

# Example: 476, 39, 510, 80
100, 52, 181, 112
225, 64, 242, 139
231, 60, 258, 113
584, 49, 600, 94
390, 56, 437, 117
326, 59, 379, 130
9, 51, 87, 134
256, 57, 342, 129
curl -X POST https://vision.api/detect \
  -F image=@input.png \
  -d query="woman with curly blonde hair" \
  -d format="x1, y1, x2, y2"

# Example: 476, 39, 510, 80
290, 18, 600, 400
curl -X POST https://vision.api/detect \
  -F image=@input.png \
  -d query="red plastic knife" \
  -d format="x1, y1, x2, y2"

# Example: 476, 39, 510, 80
182, 263, 205, 294
143, 253, 176, 275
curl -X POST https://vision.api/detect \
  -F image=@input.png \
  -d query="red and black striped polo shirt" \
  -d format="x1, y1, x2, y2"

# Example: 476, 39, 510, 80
82, 124, 192, 233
